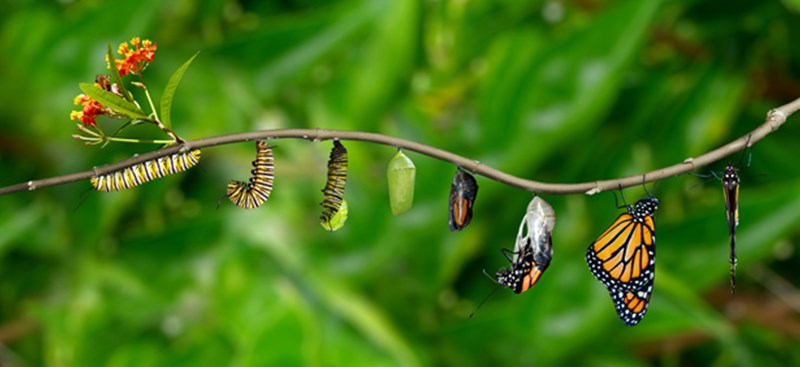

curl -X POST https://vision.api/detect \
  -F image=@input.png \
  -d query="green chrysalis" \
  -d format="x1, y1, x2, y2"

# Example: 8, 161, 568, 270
320, 199, 348, 231
387, 150, 416, 215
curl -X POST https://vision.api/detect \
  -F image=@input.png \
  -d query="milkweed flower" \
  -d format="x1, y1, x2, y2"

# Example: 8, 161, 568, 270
70, 94, 106, 127
106, 37, 157, 76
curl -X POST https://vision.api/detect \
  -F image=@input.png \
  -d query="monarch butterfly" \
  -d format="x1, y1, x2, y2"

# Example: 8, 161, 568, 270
496, 196, 555, 293
320, 140, 348, 230
448, 168, 478, 231
226, 140, 274, 209
586, 196, 658, 326
90, 149, 201, 192
722, 163, 740, 294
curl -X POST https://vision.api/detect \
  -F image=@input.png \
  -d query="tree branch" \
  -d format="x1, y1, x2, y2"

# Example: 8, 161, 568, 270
2, 97, 800, 196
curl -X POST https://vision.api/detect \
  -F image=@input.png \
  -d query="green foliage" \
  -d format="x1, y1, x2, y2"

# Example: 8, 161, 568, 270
160, 52, 199, 130
2, 0, 800, 366
79, 83, 149, 121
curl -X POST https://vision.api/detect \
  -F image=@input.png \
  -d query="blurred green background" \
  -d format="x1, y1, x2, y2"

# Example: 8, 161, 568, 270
2, 0, 800, 366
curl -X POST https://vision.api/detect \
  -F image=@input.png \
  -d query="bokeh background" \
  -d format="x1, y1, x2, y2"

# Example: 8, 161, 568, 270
2, 0, 800, 366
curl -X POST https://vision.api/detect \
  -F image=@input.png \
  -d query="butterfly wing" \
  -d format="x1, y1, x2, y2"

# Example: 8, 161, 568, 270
609, 280, 653, 327
586, 213, 656, 292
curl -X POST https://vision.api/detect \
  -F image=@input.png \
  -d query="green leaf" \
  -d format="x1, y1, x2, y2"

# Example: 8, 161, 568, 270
79, 82, 149, 120
479, 0, 663, 171
160, 52, 199, 130
106, 43, 134, 103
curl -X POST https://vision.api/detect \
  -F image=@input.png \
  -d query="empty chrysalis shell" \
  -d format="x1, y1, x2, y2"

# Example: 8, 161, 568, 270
514, 196, 556, 264
387, 150, 416, 215
320, 199, 348, 231
495, 196, 556, 294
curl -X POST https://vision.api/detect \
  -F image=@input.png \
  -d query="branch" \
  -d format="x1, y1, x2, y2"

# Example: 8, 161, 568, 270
2, 97, 800, 196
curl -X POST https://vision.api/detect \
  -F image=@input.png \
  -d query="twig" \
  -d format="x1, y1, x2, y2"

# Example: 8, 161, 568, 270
1, 97, 799, 196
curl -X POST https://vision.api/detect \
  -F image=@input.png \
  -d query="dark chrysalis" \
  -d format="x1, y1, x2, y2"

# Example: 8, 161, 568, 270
722, 163, 740, 294
320, 140, 348, 231
448, 168, 478, 231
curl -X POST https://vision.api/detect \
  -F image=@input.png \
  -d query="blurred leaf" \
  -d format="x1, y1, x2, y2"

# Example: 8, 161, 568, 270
322, 0, 419, 128
784, 0, 800, 12
479, 0, 663, 171
665, 66, 747, 156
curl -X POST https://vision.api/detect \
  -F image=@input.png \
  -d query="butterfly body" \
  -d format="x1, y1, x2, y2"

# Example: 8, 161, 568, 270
722, 163, 740, 293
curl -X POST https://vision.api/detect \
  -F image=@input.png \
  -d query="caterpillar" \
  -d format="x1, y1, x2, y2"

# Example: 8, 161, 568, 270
226, 140, 274, 209
320, 140, 348, 230
90, 149, 201, 192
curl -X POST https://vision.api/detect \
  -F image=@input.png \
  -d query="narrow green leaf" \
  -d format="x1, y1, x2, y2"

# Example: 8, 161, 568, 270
160, 52, 199, 130
106, 43, 134, 103
79, 82, 149, 120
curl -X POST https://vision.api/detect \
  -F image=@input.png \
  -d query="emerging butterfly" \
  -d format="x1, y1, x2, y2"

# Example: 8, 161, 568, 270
496, 196, 555, 293
448, 168, 478, 231
586, 195, 658, 326
722, 163, 740, 294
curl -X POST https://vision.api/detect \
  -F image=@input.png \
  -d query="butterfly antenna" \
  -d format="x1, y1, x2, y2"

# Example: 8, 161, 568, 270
470, 281, 501, 319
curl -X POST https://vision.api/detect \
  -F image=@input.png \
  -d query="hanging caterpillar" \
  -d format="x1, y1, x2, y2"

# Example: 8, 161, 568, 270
90, 149, 202, 192
226, 140, 274, 209
320, 140, 348, 230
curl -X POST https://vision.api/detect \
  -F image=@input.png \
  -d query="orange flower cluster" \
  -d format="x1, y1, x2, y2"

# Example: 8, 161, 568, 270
107, 37, 157, 76
70, 94, 107, 127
